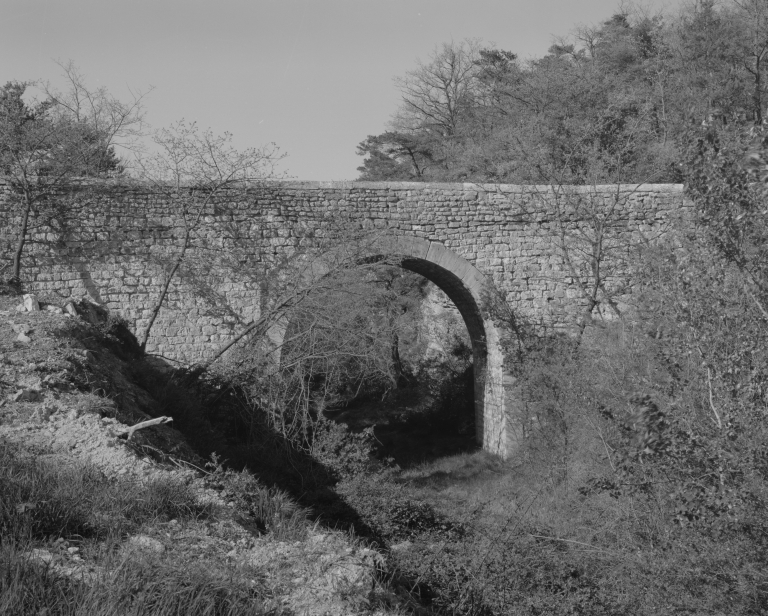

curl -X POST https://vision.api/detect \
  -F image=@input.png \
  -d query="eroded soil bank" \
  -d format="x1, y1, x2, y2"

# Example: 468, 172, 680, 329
0, 292, 406, 616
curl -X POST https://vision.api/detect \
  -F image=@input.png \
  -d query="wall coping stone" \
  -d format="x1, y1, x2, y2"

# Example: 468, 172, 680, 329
0, 176, 685, 194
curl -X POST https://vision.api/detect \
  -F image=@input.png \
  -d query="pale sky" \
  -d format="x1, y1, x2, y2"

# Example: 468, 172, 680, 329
1, 0, 680, 181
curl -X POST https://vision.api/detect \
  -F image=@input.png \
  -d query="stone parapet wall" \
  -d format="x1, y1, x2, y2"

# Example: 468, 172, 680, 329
0, 179, 688, 363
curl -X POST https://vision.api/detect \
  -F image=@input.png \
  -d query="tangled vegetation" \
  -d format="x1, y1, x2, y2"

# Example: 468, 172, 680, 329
4, 2, 768, 614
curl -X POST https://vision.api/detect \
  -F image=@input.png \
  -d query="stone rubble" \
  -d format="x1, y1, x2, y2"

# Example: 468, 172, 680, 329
23, 294, 40, 312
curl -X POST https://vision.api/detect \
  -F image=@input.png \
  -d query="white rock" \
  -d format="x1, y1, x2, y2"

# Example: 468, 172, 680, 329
16, 333, 31, 344
44, 304, 64, 315
27, 548, 54, 564
23, 294, 40, 312
126, 535, 166, 554
63, 302, 78, 317
30, 406, 54, 423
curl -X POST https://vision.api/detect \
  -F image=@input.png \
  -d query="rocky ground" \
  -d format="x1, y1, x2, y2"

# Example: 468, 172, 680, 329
0, 292, 401, 616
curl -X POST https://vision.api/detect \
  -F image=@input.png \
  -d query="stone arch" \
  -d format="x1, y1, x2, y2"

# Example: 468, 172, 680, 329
271, 235, 520, 459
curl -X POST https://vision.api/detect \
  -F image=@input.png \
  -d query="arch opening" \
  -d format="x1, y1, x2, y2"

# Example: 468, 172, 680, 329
397, 257, 490, 451
269, 235, 517, 459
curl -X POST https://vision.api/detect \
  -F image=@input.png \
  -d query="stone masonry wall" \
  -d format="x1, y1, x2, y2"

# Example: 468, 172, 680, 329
0, 180, 688, 363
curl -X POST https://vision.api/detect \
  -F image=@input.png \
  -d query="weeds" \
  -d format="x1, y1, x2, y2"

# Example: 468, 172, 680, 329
0, 443, 211, 543
310, 319, 768, 614
204, 456, 308, 541
0, 443, 284, 615
0, 540, 280, 616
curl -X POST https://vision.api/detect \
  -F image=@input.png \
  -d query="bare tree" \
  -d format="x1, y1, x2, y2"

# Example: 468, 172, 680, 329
1, 64, 148, 286
393, 39, 484, 137
731, 0, 768, 124
44, 60, 150, 169
134, 120, 284, 352
211, 244, 424, 450
188, 225, 402, 372
508, 106, 668, 340
531, 183, 648, 338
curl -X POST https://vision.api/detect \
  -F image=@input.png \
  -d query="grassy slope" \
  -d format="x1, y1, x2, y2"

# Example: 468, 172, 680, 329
0, 292, 401, 616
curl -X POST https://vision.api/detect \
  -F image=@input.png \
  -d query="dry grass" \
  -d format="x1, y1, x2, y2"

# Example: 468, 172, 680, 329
0, 443, 285, 615
0, 543, 280, 616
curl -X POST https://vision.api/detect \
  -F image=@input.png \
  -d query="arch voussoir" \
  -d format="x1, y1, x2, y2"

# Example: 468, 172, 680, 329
357, 233, 520, 459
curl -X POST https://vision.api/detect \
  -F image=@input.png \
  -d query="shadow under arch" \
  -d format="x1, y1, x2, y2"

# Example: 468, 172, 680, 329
272, 234, 521, 459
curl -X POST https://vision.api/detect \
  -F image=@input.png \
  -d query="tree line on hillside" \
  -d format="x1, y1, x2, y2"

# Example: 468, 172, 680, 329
357, 0, 768, 186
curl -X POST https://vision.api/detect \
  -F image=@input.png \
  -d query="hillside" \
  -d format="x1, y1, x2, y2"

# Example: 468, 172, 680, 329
0, 290, 401, 616
3, 249, 768, 615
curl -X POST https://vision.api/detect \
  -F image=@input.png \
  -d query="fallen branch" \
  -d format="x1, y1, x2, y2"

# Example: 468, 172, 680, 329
119, 416, 173, 441
706, 368, 722, 430
747, 287, 768, 322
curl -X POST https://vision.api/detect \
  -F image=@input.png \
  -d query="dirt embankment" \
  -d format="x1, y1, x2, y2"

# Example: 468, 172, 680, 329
0, 292, 398, 616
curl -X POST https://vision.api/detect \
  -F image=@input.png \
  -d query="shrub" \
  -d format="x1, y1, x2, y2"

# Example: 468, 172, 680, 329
310, 420, 379, 478
204, 458, 308, 541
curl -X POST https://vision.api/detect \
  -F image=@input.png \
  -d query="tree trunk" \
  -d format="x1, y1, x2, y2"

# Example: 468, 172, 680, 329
10, 191, 33, 286
390, 332, 406, 389
185, 290, 309, 381
140, 223, 193, 352
139, 257, 183, 352
754, 52, 763, 125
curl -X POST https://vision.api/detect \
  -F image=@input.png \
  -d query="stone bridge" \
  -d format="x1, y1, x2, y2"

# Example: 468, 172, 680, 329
0, 180, 687, 458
